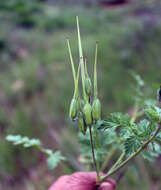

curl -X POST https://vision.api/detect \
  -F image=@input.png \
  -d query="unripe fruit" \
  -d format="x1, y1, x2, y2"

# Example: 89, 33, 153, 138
85, 77, 92, 96
83, 103, 92, 125
78, 99, 85, 112
92, 98, 101, 121
81, 99, 85, 109
69, 98, 78, 119
78, 112, 87, 135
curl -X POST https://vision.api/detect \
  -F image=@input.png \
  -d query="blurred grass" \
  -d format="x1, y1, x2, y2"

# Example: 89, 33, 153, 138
0, 0, 161, 189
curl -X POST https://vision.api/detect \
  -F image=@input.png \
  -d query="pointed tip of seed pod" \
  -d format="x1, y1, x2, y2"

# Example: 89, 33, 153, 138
66, 37, 70, 40
76, 16, 79, 20
96, 41, 99, 44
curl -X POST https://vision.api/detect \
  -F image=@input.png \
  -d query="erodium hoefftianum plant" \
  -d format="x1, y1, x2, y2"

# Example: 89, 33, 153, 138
66, 16, 161, 183
6, 17, 161, 188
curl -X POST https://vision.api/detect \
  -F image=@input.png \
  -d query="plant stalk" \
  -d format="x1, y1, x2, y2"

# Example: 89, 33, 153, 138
89, 126, 100, 181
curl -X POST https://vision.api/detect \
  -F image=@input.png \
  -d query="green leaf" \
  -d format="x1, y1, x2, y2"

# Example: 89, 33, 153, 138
152, 142, 161, 153
98, 118, 119, 130
120, 127, 131, 139
47, 151, 66, 170
141, 150, 155, 162
6, 134, 66, 170
6, 135, 41, 147
141, 142, 161, 162
98, 113, 131, 130
124, 136, 142, 155
155, 132, 161, 142
137, 119, 155, 139
144, 105, 161, 122
130, 71, 144, 87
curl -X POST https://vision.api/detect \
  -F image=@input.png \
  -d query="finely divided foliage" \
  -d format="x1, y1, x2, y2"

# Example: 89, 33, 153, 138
79, 69, 161, 181
6, 135, 65, 170
79, 104, 161, 162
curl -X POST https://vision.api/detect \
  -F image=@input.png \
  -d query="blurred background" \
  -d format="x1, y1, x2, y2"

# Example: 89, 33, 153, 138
0, 0, 161, 189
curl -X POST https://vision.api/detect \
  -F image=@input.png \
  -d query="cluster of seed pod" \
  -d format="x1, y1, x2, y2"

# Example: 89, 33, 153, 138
67, 17, 101, 135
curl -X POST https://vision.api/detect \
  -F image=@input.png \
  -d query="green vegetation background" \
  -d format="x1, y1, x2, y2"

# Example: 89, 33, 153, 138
0, 0, 161, 189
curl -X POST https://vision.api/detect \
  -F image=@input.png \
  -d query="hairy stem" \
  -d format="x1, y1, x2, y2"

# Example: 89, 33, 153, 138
89, 126, 100, 181
100, 124, 161, 182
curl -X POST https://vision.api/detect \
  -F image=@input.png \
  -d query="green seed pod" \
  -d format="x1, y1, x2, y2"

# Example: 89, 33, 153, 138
78, 112, 87, 135
81, 99, 85, 109
84, 57, 92, 97
78, 98, 85, 111
92, 98, 101, 121
69, 98, 78, 119
85, 77, 92, 96
83, 102, 92, 125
